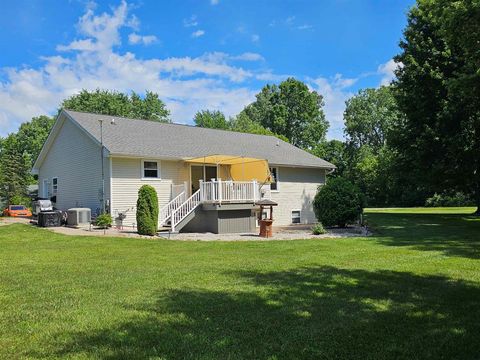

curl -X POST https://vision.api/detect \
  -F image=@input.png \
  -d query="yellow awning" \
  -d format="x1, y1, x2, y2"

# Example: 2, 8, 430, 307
185, 154, 271, 183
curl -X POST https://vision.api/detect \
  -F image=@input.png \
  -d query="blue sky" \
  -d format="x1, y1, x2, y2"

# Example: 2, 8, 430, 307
0, 0, 414, 139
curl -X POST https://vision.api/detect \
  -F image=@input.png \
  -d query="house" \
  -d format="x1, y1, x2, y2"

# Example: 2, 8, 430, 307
32, 110, 335, 233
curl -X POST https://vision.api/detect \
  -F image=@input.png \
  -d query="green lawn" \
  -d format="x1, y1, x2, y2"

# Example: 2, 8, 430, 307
1, 208, 479, 359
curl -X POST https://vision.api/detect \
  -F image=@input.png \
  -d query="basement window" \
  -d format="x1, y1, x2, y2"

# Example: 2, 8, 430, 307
292, 210, 301, 224
143, 161, 160, 179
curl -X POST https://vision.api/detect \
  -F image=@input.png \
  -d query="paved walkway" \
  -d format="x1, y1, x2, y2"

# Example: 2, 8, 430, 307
1, 217, 368, 240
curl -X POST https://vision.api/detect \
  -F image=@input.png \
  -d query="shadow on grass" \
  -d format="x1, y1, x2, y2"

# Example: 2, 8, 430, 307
366, 212, 480, 259
44, 266, 480, 359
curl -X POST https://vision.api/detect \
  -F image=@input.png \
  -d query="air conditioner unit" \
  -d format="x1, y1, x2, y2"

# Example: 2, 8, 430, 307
67, 208, 91, 226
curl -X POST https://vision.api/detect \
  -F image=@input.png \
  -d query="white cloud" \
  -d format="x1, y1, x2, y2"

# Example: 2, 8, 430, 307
297, 24, 313, 30
251, 34, 260, 43
377, 59, 401, 86
0, 1, 261, 135
231, 52, 264, 62
191, 29, 205, 38
309, 74, 358, 140
128, 32, 157, 45
286, 16, 296, 25
210, 0, 219, 5
183, 15, 198, 28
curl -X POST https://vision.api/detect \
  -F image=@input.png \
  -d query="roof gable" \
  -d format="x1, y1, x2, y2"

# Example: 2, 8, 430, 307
32, 111, 102, 173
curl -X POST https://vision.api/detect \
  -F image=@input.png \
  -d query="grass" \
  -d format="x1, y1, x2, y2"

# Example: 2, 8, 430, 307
0, 208, 479, 359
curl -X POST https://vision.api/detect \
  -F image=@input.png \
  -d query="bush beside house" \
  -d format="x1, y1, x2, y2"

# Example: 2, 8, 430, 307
313, 177, 363, 227
96, 213, 113, 229
136, 185, 159, 236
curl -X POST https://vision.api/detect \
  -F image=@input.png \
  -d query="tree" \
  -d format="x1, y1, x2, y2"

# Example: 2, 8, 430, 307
393, 0, 480, 213
240, 78, 328, 149
194, 110, 229, 129
136, 185, 159, 236
312, 140, 347, 177
192, 109, 290, 142
344, 87, 401, 152
229, 112, 290, 142
0, 116, 54, 208
15, 116, 55, 181
61, 89, 170, 122
0, 135, 30, 206
341, 86, 406, 206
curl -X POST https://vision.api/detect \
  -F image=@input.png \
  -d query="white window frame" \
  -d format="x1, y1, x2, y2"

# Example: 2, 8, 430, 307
141, 160, 161, 180
52, 177, 58, 195
42, 179, 50, 198
270, 167, 279, 192
291, 209, 301, 224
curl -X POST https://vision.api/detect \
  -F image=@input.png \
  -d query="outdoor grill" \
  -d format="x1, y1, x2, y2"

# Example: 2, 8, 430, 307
32, 199, 53, 216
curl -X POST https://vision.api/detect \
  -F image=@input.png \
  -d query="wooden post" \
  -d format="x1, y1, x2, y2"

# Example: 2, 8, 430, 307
252, 180, 257, 202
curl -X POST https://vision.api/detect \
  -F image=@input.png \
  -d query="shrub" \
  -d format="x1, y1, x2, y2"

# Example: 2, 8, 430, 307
312, 223, 326, 235
425, 191, 474, 207
313, 177, 363, 227
136, 185, 159, 236
9, 194, 31, 208
96, 213, 112, 229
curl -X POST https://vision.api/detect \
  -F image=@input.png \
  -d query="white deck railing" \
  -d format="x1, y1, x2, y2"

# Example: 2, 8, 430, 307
200, 180, 260, 204
160, 191, 186, 226
171, 189, 201, 232
165, 180, 262, 232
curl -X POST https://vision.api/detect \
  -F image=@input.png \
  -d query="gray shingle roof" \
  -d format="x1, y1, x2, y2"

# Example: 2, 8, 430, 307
65, 110, 335, 169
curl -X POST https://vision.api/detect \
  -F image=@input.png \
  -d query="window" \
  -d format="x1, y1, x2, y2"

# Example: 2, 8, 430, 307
292, 210, 301, 224
143, 161, 160, 178
270, 167, 279, 191
52, 177, 58, 195
43, 179, 50, 198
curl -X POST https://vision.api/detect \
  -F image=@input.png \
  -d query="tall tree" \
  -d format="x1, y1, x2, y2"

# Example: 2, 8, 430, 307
240, 78, 328, 149
341, 86, 409, 206
344, 86, 401, 152
61, 89, 170, 122
312, 140, 347, 177
393, 0, 480, 213
15, 116, 55, 176
0, 135, 30, 205
229, 112, 289, 142
194, 110, 229, 129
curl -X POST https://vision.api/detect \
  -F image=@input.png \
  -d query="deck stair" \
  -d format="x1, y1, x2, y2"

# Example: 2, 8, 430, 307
159, 180, 262, 233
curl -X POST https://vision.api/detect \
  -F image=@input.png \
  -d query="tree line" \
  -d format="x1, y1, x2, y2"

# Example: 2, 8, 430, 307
1, 0, 479, 213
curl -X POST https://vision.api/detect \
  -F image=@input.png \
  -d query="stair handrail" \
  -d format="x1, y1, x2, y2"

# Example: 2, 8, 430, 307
160, 191, 186, 226
171, 189, 201, 232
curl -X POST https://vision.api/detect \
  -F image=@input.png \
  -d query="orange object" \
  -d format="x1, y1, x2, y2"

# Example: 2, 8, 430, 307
259, 219, 273, 238
3, 205, 32, 217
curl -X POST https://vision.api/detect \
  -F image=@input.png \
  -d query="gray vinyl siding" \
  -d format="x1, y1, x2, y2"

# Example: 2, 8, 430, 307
264, 167, 326, 226
217, 210, 256, 233
38, 118, 110, 214
110, 157, 189, 226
